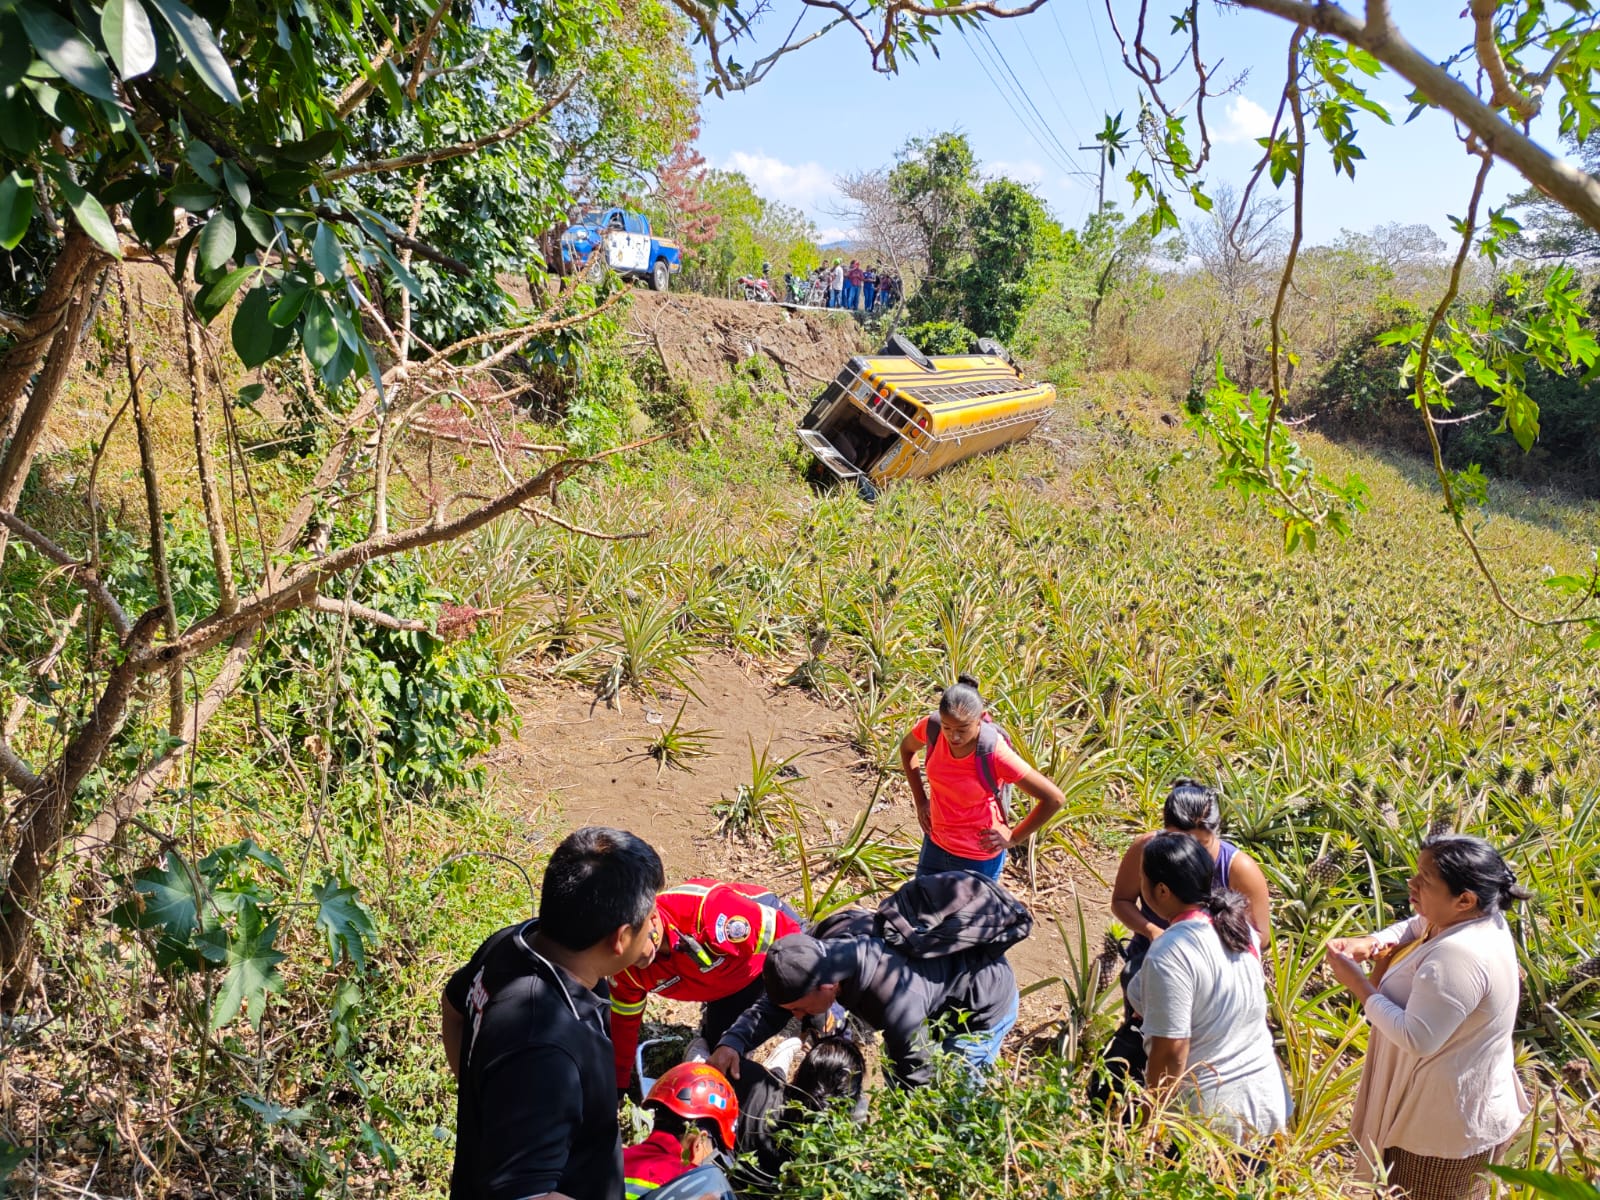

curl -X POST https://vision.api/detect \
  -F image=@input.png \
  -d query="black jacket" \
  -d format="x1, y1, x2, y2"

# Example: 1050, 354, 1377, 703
718, 873, 1031, 1087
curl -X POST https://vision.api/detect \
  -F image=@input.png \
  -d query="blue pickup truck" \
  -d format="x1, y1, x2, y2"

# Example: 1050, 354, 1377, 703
559, 208, 683, 291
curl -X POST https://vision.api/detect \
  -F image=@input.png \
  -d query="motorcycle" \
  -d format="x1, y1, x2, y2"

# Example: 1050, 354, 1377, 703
738, 275, 777, 303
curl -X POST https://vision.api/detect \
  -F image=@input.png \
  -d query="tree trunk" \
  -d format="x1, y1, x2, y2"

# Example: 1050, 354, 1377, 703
0, 236, 106, 565
0, 610, 162, 1006
0, 231, 100, 442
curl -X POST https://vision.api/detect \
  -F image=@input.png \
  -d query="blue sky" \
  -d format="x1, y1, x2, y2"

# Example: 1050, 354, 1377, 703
693, 2, 1568, 245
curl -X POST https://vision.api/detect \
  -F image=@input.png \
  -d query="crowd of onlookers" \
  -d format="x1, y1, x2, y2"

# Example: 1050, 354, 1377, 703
785, 259, 901, 312
444, 674, 1535, 1200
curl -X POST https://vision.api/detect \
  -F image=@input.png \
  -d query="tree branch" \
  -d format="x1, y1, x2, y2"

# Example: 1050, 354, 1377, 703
310, 596, 429, 630
1231, 0, 1600, 234
326, 75, 582, 181
0, 739, 40, 793
0, 510, 133, 641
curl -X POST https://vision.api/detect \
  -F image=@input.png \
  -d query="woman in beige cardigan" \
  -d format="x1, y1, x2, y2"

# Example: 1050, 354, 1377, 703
1325, 835, 1531, 1200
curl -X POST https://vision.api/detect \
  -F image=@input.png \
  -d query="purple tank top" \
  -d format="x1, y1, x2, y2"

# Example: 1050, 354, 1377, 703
1137, 837, 1237, 932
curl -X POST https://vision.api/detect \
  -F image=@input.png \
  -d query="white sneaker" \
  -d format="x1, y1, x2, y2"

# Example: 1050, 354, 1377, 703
762, 1036, 804, 1078
684, 1036, 711, 1063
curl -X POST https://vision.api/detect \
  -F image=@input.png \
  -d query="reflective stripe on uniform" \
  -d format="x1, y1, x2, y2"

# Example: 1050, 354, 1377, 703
754, 902, 778, 953
610, 995, 648, 1016
624, 1179, 659, 1199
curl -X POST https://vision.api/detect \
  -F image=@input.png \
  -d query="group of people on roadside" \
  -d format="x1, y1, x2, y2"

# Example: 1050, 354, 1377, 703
444, 675, 1534, 1200
787, 260, 900, 312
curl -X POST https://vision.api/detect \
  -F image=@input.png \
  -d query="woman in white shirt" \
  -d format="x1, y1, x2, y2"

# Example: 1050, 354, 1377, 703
1127, 833, 1291, 1144
1325, 835, 1531, 1200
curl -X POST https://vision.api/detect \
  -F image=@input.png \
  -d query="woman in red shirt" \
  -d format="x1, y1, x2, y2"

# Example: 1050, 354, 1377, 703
898, 676, 1065, 881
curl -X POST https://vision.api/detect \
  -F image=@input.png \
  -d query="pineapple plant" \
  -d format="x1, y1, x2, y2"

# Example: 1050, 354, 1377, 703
1427, 809, 1456, 839
1559, 953, 1600, 998
1307, 839, 1353, 885
1096, 930, 1125, 991
1515, 764, 1537, 797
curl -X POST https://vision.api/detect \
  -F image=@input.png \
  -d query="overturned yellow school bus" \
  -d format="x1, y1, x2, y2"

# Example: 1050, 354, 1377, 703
797, 335, 1055, 493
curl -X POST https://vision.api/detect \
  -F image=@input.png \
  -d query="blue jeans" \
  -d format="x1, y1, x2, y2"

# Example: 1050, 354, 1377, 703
864, 284, 876, 310
917, 836, 1005, 882
829, 286, 842, 308
940, 983, 1018, 1073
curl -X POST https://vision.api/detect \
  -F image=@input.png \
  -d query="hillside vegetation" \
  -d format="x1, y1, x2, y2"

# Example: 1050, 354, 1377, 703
6, 282, 1600, 1194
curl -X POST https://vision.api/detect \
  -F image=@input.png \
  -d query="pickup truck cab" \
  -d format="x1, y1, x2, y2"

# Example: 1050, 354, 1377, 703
560, 208, 683, 291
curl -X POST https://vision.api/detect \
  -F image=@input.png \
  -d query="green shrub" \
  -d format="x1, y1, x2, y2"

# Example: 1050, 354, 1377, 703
901, 320, 978, 355
250, 553, 514, 802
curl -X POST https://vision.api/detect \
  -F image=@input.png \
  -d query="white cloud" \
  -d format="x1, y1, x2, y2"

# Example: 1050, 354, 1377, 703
720, 151, 836, 212
814, 227, 853, 243
985, 159, 1046, 185
1216, 96, 1273, 144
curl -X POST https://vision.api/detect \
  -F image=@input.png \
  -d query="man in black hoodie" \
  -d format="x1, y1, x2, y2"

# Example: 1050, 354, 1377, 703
709, 872, 1030, 1088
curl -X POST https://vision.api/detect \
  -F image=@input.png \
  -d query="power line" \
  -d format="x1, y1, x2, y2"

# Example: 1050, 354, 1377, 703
1044, 2, 1102, 117
977, 25, 1092, 178
1081, 0, 1118, 95
961, 30, 1084, 183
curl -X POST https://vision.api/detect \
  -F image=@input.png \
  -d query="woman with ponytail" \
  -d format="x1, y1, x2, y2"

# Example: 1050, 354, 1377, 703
898, 675, 1065, 881
1125, 833, 1290, 1141
1325, 835, 1531, 1199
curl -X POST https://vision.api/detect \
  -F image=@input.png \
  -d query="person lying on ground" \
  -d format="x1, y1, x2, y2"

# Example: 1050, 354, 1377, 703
729, 1035, 867, 1194
624, 1063, 741, 1200
610, 877, 804, 1094
899, 675, 1065, 882
1097, 779, 1272, 1102
1325, 834, 1530, 1200
708, 871, 1031, 1088
441, 827, 664, 1200
1126, 832, 1290, 1143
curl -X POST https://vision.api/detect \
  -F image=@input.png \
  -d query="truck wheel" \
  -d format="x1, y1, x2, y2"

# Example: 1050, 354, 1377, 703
879, 332, 934, 371
976, 337, 1014, 364
587, 254, 607, 284
651, 259, 670, 292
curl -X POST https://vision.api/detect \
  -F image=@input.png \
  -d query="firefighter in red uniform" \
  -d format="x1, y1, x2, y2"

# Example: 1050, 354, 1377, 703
611, 878, 802, 1092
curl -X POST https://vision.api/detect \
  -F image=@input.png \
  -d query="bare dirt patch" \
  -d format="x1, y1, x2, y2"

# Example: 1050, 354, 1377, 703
627, 291, 867, 395
485, 654, 1118, 1046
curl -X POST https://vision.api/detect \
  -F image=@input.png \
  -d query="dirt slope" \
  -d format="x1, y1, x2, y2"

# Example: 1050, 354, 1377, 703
486, 655, 1116, 1049
627, 291, 867, 394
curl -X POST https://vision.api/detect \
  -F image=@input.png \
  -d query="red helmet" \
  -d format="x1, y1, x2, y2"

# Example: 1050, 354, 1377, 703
646, 1062, 739, 1152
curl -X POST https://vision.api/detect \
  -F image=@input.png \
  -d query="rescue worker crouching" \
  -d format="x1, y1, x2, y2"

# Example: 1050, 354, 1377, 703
611, 878, 803, 1095
624, 1063, 740, 1199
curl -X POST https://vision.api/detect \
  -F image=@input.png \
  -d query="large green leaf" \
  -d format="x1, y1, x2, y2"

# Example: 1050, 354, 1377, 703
192, 265, 252, 321
0, 170, 34, 250
56, 176, 121, 256
312, 220, 344, 284
129, 185, 174, 246
143, 0, 239, 105
1488, 1168, 1600, 1200
197, 210, 235, 275
211, 902, 286, 1029
302, 293, 339, 368
14, 0, 116, 101
313, 876, 377, 972
231, 285, 276, 367
100, 0, 156, 80
130, 854, 202, 936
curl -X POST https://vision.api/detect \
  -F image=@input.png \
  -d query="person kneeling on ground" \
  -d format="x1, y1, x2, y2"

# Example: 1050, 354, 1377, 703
730, 1035, 867, 1194
709, 871, 1032, 1088
624, 1063, 740, 1199
610, 877, 804, 1097
1127, 833, 1290, 1143
441, 826, 665, 1200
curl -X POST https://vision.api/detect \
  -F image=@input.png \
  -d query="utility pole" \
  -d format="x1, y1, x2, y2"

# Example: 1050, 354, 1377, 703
1079, 142, 1108, 215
